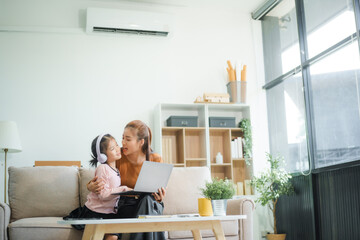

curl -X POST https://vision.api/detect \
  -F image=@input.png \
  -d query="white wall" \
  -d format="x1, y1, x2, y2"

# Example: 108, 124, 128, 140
0, 0, 269, 237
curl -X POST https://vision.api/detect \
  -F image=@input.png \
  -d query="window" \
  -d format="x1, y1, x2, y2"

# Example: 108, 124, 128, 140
267, 73, 309, 172
262, 0, 360, 172
303, 0, 356, 58
310, 41, 360, 168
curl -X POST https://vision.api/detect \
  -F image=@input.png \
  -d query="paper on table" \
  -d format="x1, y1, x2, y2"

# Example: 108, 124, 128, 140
138, 214, 200, 219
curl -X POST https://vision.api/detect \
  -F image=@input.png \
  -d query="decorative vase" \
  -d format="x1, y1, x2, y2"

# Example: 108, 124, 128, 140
266, 234, 286, 240
211, 199, 227, 216
216, 152, 223, 164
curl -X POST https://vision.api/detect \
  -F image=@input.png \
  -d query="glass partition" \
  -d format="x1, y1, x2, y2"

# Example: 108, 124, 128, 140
267, 73, 309, 173
309, 40, 360, 168
303, 0, 357, 58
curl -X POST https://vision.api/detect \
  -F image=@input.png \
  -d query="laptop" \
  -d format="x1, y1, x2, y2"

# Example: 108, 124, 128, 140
112, 161, 174, 196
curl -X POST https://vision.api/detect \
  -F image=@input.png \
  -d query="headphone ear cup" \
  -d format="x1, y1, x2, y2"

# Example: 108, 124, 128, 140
100, 153, 107, 162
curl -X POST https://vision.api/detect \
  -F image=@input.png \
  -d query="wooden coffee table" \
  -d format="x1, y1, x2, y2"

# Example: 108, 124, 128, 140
58, 215, 246, 240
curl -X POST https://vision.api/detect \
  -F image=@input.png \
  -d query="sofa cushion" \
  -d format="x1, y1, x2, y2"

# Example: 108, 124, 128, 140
167, 219, 238, 239
163, 167, 211, 215
79, 168, 95, 206
8, 217, 82, 240
8, 166, 80, 221
0, 203, 10, 240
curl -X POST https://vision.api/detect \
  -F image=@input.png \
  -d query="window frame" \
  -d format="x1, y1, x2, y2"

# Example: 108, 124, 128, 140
259, 0, 360, 173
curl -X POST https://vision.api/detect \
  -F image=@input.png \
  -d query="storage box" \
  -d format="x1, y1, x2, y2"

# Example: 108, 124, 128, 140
209, 117, 236, 128
166, 116, 198, 127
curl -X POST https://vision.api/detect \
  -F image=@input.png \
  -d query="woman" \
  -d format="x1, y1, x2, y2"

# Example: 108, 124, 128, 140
87, 120, 166, 240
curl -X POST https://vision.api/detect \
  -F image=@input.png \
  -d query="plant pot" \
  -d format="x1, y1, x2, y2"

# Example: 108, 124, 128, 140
266, 234, 286, 240
198, 198, 213, 216
211, 199, 227, 216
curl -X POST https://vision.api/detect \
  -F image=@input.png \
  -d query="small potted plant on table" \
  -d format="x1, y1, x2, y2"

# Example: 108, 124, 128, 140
200, 178, 236, 216
251, 153, 294, 240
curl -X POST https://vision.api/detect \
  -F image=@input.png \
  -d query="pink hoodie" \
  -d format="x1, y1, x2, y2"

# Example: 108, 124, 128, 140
85, 164, 127, 214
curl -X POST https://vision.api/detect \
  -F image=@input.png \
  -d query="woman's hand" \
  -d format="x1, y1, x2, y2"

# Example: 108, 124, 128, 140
152, 187, 166, 203
87, 176, 105, 194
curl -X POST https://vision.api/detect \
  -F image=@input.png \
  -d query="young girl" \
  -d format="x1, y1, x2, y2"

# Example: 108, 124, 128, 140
88, 120, 166, 240
79, 134, 132, 240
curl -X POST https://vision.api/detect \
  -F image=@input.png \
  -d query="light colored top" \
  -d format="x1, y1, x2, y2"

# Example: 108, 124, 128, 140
85, 163, 127, 214
58, 215, 247, 225
116, 151, 162, 188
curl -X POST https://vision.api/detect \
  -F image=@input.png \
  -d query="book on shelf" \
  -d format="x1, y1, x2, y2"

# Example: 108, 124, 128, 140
232, 138, 237, 159
162, 138, 173, 164
237, 182, 244, 195
162, 138, 167, 163
244, 179, 252, 195
237, 137, 243, 158
241, 138, 246, 158
231, 139, 237, 159
231, 137, 243, 159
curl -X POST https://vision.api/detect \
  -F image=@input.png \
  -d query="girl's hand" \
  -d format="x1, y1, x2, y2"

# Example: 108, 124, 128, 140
87, 176, 105, 194
152, 187, 166, 203
123, 186, 133, 192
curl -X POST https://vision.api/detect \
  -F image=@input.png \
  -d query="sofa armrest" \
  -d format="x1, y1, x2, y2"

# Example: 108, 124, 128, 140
0, 202, 10, 240
227, 198, 255, 240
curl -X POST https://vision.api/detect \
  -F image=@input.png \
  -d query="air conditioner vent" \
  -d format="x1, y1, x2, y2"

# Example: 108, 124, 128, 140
86, 8, 171, 37
93, 27, 168, 36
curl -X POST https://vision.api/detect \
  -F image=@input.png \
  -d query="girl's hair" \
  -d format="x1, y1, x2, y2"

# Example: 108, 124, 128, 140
89, 134, 114, 167
125, 120, 152, 161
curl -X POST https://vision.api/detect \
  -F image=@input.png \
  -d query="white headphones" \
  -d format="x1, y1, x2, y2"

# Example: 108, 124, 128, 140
96, 134, 108, 163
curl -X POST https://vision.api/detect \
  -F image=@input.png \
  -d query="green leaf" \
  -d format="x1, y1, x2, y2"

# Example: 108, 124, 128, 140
239, 119, 252, 165
251, 153, 294, 207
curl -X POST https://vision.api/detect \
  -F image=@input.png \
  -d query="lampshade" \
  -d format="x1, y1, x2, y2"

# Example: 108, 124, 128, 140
0, 121, 22, 153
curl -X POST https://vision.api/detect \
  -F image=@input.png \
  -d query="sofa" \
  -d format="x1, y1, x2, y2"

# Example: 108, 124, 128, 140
0, 166, 254, 240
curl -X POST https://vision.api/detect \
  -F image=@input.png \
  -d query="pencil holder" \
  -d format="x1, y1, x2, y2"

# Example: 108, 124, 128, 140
226, 81, 246, 103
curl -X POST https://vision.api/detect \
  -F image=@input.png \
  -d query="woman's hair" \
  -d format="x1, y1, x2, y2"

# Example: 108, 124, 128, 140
89, 134, 114, 167
125, 120, 152, 161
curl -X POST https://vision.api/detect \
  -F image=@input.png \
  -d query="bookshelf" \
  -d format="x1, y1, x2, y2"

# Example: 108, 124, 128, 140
154, 103, 253, 194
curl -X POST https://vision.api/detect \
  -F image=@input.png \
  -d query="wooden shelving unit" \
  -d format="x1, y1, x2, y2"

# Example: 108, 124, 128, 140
161, 127, 184, 165
154, 103, 253, 193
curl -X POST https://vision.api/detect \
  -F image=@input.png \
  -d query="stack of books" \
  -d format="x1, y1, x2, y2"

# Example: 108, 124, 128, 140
162, 138, 173, 164
231, 137, 244, 159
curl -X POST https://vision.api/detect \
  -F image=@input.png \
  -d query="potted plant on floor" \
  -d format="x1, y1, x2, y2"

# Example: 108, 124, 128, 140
251, 153, 294, 240
200, 178, 236, 216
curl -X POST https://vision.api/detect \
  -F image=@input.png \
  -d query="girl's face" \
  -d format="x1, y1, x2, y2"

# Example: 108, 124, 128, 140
122, 128, 144, 156
105, 138, 121, 162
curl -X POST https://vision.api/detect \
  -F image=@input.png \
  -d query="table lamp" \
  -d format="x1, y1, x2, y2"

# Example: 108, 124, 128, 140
0, 121, 22, 203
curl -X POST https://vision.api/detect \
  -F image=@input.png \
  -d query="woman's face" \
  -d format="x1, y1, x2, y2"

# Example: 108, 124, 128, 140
105, 138, 121, 162
122, 128, 144, 156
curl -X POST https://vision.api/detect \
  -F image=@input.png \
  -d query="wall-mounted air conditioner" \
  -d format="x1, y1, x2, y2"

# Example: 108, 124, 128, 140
86, 8, 172, 37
